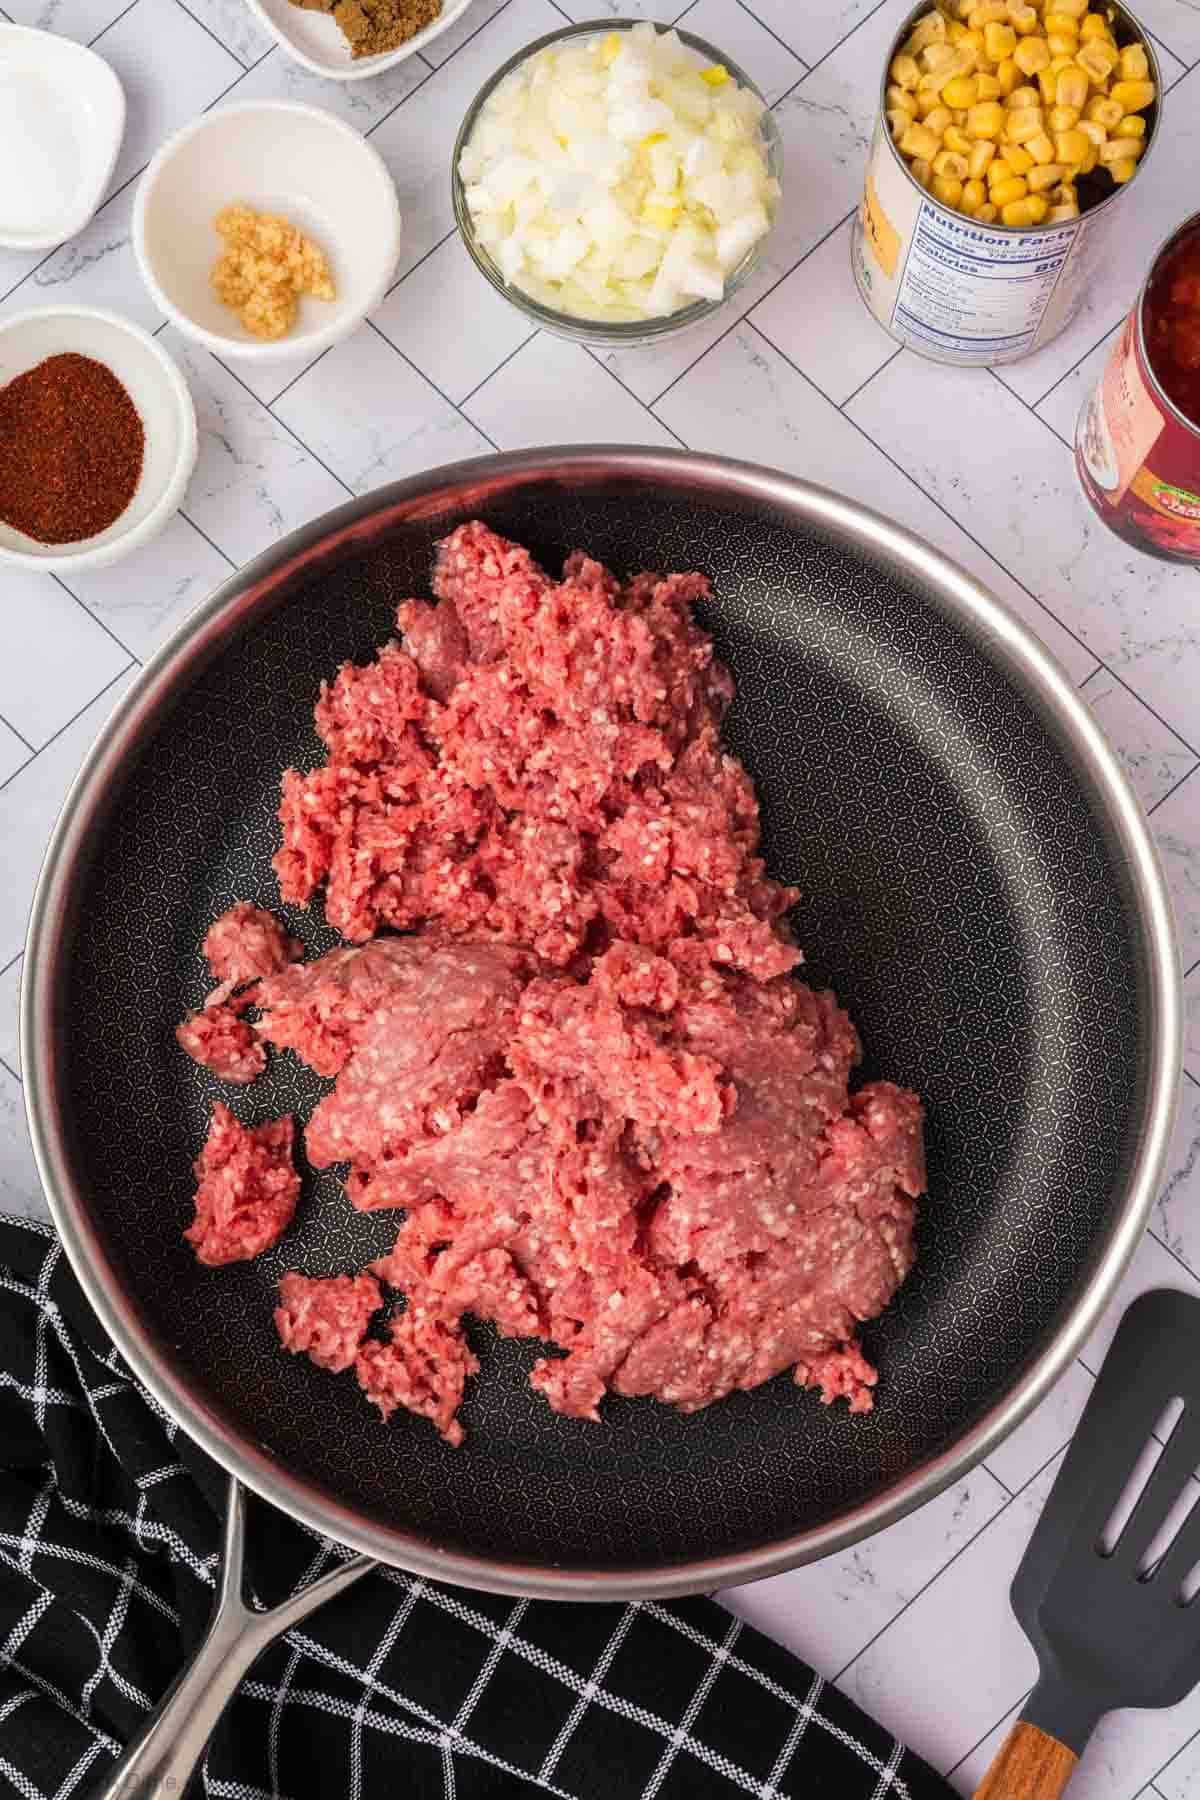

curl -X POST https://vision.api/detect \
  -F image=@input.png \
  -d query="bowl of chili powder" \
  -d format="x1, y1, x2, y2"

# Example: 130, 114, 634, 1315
0, 304, 197, 572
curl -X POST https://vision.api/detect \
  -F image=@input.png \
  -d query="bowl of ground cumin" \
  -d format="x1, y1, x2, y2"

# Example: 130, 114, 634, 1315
244, 0, 475, 79
0, 305, 197, 573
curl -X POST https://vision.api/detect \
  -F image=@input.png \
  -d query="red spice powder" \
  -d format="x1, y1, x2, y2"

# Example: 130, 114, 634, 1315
0, 352, 144, 545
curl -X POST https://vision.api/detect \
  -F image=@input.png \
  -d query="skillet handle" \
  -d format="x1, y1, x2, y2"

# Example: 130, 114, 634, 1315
87, 1476, 373, 1800
972, 1721, 1077, 1799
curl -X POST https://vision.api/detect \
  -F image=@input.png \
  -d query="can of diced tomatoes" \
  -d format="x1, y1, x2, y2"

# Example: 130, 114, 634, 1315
851, 0, 1161, 367
1075, 213, 1200, 562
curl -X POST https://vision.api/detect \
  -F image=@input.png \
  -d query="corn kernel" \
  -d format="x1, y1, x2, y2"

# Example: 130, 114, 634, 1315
1029, 194, 1049, 222
1110, 78, 1155, 112
1049, 103, 1081, 130
1008, 2, 1040, 32
1014, 35, 1050, 73
1085, 93, 1124, 127
642, 203, 679, 227
976, 71, 1003, 99
967, 99, 1006, 136
961, 26, 986, 54
1077, 39, 1118, 82
996, 56, 1021, 93
1076, 137, 1098, 172
1027, 129, 1056, 162
910, 155, 933, 188
891, 52, 920, 88
1099, 133, 1145, 163
920, 40, 958, 72
1043, 13, 1079, 35
1079, 12, 1114, 40
900, 120, 943, 159
1115, 113, 1146, 138
1055, 63, 1089, 110
915, 88, 943, 116
700, 63, 729, 86
1049, 52, 1076, 71
941, 122, 970, 153
987, 155, 1015, 183
1046, 31, 1078, 56
968, 137, 997, 175
1001, 195, 1037, 225
1077, 117, 1106, 145
952, 108, 968, 124
968, 0, 1007, 23
924, 104, 953, 135
887, 82, 920, 114
1055, 127, 1091, 162
975, 201, 997, 220
962, 176, 988, 208
1027, 159, 1067, 189
933, 147, 970, 178
942, 74, 980, 107
984, 20, 1017, 58
1054, 0, 1088, 15
1006, 107, 1045, 141
931, 174, 966, 205
947, 18, 971, 42
1107, 155, 1138, 182
1118, 43, 1149, 81
1007, 84, 1041, 107
887, 109, 910, 135
991, 174, 1028, 203
599, 31, 622, 65
1037, 66, 1058, 101
1048, 200, 1080, 219
1005, 141, 1035, 172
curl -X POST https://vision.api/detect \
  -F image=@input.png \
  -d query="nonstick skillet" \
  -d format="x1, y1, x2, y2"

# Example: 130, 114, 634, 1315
23, 448, 1179, 1613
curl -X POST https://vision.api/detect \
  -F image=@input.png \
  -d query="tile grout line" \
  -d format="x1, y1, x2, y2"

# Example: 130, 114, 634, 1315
177, 509, 239, 572
733, 0, 807, 72
205, 355, 358, 498
787, 0, 893, 87
87, 0, 140, 48
838, 345, 903, 413
363, 319, 501, 452
943, 1688, 1031, 1780
0, 952, 21, 982
365, 0, 516, 143
582, 346, 689, 449
453, 328, 540, 409
1146, 1223, 1200, 1289
1147, 758, 1200, 815
381, 226, 458, 303
0, 713, 35, 756
1024, 318, 1121, 413
1185, 1067, 1199, 1090
0, 662, 135, 798
0, 1054, 19, 1088
50, 575, 142, 668
170, 0, 262, 67
269, 344, 335, 411
1143, 1719, 1200, 1797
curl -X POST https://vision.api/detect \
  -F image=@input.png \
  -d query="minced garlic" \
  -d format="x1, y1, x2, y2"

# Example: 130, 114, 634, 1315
211, 204, 336, 342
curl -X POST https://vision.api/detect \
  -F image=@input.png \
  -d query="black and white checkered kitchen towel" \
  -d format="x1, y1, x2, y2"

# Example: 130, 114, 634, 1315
0, 1216, 955, 1800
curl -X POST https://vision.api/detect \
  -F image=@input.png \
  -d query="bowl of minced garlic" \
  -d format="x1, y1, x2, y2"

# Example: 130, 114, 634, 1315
133, 101, 402, 361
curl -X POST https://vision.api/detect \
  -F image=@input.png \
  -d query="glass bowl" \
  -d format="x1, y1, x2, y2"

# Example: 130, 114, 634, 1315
450, 19, 783, 349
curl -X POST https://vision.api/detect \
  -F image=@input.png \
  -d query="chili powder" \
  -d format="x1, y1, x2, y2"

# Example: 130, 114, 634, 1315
0, 352, 144, 545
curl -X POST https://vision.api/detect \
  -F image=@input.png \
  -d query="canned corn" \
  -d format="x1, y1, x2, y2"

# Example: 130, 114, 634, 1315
1076, 212, 1200, 563
851, 0, 1161, 366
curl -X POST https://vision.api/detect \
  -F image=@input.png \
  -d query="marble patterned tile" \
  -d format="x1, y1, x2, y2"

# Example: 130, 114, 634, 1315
675, 0, 805, 104
736, 0, 884, 66
1131, 0, 1200, 66
991, 62, 1200, 408
0, 954, 22, 1079
983, 1359, 1095, 1497
948, 1697, 1024, 1795
656, 323, 1099, 682
0, 1063, 45, 1225
62, 512, 232, 660
0, 720, 30, 788
752, 215, 898, 406
1186, 986, 1198, 1081
464, 330, 679, 448
1152, 768, 1200, 971
273, 322, 493, 491
220, 34, 427, 121
848, 351, 1200, 743
1083, 672, 1199, 813
0, 575, 130, 748
1157, 1717, 1200, 1800
419, 0, 509, 66
161, 328, 349, 566
89, 0, 244, 200
0, 186, 163, 332
1078, 1228, 1200, 1376
368, 0, 565, 282
836, 1455, 1060, 1776
0, 667, 137, 971
1, 0, 124, 41
551, 0, 693, 20
1034, 326, 1119, 449
1151, 1073, 1200, 1279
178, 0, 274, 64
374, 232, 535, 403
719, 1467, 1008, 1680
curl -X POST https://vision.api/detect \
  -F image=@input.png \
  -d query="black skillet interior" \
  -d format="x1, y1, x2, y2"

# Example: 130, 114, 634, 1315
62, 479, 1145, 1573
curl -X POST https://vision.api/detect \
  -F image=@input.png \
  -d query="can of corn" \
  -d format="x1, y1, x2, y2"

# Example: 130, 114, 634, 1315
851, 0, 1161, 367
1075, 212, 1200, 562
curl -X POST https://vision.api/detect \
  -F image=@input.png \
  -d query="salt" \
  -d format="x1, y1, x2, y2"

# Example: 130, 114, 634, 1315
0, 73, 82, 235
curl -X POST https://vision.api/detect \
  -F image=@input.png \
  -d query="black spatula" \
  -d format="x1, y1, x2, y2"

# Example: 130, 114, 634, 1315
975, 1287, 1200, 1799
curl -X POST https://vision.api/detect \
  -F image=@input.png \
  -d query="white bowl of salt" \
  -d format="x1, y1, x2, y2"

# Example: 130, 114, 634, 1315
0, 24, 125, 252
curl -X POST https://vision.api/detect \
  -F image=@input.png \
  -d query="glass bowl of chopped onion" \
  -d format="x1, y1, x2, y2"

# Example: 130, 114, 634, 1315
452, 20, 783, 345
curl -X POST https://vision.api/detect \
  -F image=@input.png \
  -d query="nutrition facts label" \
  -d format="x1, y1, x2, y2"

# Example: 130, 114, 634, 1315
893, 203, 1086, 361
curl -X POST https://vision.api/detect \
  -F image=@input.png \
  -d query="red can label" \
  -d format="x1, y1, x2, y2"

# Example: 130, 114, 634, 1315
1076, 308, 1200, 562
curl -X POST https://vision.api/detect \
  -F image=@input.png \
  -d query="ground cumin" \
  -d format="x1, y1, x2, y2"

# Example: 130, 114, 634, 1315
0, 353, 144, 546
291, 0, 441, 59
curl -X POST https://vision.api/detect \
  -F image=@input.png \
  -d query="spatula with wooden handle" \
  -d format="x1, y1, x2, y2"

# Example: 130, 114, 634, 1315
974, 1288, 1200, 1799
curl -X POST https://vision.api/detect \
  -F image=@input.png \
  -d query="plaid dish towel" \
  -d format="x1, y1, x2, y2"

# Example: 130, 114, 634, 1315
0, 1216, 954, 1800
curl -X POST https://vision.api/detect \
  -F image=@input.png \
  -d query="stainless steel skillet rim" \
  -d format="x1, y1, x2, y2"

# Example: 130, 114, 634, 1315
21, 444, 1183, 1601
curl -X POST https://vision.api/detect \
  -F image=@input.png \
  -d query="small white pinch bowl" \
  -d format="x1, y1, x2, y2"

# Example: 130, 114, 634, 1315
133, 101, 402, 362
0, 24, 125, 251
244, 0, 475, 81
0, 306, 198, 574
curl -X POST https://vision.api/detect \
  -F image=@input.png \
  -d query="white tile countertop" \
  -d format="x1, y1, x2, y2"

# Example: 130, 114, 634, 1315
0, 0, 1199, 1792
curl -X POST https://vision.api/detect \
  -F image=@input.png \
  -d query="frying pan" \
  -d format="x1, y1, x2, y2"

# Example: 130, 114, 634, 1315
21, 448, 1179, 1758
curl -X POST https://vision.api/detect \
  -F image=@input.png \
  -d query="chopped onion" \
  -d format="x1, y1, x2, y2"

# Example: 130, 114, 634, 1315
459, 21, 780, 325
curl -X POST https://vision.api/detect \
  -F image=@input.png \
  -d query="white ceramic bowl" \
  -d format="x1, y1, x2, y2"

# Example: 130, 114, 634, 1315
0, 307, 198, 574
133, 102, 402, 362
0, 24, 125, 251
244, 0, 474, 81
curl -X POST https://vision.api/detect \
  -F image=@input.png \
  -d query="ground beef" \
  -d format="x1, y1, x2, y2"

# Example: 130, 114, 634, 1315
183, 524, 927, 1441
275, 1271, 381, 1372
185, 1104, 299, 1266
203, 902, 303, 985
176, 986, 265, 1085
273, 522, 798, 980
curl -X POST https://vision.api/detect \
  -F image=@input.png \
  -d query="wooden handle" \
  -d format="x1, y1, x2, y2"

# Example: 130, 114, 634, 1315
973, 1721, 1078, 1800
